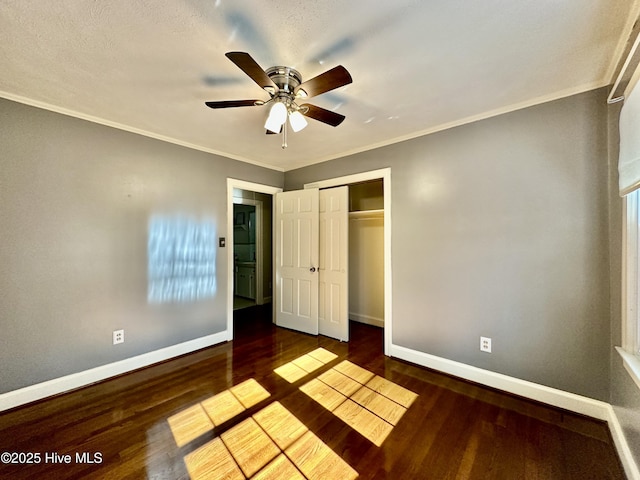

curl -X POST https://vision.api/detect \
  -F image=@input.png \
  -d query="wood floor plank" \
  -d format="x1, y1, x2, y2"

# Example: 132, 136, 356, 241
184, 437, 244, 480
333, 398, 394, 447
285, 430, 359, 480
317, 368, 362, 397
334, 359, 375, 384
299, 378, 348, 411
220, 417, 280, 477
350, 385, 408, 426
274, 362, 308, 383
252, 401, 308, 450
201, 389, 245, 426
252, 453, 305, 480
365, 374, 418, 408
292, 354, 325, 373
229, 378, 270, 409
307, 347, 338, 364
166, 403, 213, 447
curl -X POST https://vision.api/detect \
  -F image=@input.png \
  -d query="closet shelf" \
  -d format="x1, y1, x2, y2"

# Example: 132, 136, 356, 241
349, 209, 384, 217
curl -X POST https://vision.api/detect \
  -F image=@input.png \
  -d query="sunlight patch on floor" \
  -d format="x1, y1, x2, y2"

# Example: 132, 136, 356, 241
253, 401, 308, 450
172, 349, 416, 478
184, 401, 357, 480
252, 453, 305, 480
351, 386, 409, 426
365, 375, 418, 408
167, 404, 213, 448
333, 399, 393, 446
168, 378, 270, 447
333, 360, 375, 384
273, 362, 308, 383
201, 389, 244, 426
221, 417, 281, 477
317, 368, 361, 396
292, 354, 324, 374
274, 348, 338, 383
299, 360, 418, 447
307, 347, 339, 364
230, 378, 271, 408
285, 430, 358, 480
184, 437, 244, 480
300, 378, 348, 411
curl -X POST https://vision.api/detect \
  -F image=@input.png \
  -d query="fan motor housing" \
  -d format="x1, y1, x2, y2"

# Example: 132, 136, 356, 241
265, 66, 302, 93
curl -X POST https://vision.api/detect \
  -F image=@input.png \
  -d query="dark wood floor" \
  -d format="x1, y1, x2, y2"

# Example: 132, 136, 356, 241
0, 305, 626, 479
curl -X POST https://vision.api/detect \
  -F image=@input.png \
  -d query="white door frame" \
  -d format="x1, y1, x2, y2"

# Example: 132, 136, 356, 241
304, 167, 392, 355
227, 179, 282, 340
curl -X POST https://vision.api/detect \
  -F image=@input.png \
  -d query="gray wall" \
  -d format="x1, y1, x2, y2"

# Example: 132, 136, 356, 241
607, 100, 640, 467
0, 98, 283, 394
286, 88, 611, 401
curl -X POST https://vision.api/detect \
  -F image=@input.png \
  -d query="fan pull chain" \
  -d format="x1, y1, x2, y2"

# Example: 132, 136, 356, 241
282, 116, 288, 149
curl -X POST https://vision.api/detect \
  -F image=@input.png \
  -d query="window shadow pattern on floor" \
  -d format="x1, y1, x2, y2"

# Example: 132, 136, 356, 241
167, 347, 417, 479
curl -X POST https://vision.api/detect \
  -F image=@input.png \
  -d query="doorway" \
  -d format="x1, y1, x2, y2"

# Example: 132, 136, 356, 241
226, 179, 282, 340
226, 169, 391, 355
347, 179, 385, 329
233, 203, 257, 310
303, 168, 392, 355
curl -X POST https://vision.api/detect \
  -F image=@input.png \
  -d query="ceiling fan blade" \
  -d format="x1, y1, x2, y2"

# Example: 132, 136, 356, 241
294, 65, 352, 98
225, 52, 278, 93
300, 104, 345, 127
205, 100, 263, 109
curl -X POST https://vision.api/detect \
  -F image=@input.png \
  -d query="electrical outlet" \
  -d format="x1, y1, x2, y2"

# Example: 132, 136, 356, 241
480, 336, 491, 353
113, 329, 124, 345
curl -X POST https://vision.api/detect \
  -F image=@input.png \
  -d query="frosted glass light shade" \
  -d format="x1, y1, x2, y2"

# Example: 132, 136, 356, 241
264, 102, 287, 133
289, 110, 308, 132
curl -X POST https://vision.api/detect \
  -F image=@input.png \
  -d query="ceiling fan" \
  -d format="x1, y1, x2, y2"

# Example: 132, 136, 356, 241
205, 52, 352, 148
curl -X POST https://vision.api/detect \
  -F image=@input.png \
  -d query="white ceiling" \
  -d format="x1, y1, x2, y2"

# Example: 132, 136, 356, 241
0, 1, 638, 171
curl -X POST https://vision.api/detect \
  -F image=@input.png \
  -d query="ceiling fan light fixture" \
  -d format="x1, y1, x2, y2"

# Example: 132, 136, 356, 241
264, 101, 287, 133
206, 52, 353, 143
289, 110, 308, 132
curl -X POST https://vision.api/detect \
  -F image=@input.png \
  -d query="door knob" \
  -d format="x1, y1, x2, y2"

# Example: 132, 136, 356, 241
310, 267, 316, 273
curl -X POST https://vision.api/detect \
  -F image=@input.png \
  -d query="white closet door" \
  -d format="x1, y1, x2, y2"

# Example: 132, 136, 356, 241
274, 188, 319, 335
318, 186, 349, 341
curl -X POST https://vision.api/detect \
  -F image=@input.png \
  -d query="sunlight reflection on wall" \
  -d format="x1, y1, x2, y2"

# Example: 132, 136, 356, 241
148, 215, 217, 303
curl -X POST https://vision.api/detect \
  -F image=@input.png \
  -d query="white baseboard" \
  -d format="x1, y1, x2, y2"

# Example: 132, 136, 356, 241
256, 296, 272, 306
349, 312, 384, 328
390, 343, 640, 480
0, 330, 229, 413
606, 403, 640, 480
390, 343, 609, 418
